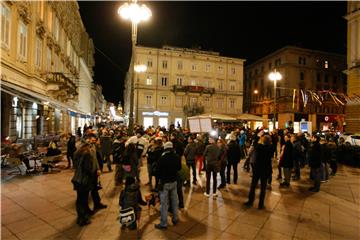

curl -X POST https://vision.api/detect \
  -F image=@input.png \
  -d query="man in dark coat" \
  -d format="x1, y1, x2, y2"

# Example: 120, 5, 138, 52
184, 136, 198, 185
226, 135, 242, 184
100, 133, 113, 172
203, 137, 220, 197
155, 142, 181, 230
280, 134, 293, 188
244, 135, 274, 209
308, 135, 321, 192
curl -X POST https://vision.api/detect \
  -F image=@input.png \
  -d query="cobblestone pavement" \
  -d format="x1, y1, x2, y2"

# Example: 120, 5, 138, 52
1, 159, 360, 240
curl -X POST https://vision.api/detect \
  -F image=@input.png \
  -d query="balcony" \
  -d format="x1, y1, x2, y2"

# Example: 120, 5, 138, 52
172, 85, 215, 95
44, 72, 78, 100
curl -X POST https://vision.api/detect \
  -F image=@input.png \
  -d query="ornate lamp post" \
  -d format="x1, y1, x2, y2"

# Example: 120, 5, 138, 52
118, 1, 151, 135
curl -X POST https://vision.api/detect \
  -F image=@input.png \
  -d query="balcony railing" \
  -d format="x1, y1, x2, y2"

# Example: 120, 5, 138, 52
44, 72, 77, 99
172, 85, 215, 95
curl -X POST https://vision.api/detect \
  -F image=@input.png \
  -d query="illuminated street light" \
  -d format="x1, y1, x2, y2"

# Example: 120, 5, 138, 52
254, 89, 259, 94
268, 69, 282, 129
118, 0, 152, 135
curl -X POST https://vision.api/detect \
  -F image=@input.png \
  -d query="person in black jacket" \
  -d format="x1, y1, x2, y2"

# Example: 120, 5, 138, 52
119, 176, 147, 230
67, 134, 77, 169
184, 136, 198, 185
226, 135, 242, 184
155, 142, 181, 230
146, 137, 163, 191
279, 134, 293, 188
308, 135, 321, 192
244, 135, 274, 209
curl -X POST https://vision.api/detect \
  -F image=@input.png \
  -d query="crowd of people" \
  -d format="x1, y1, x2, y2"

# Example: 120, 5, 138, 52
69, 123, 347, 229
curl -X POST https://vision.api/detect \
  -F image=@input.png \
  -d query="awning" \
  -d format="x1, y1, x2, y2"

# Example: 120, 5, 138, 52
187, 113, 237, 121
237, 113, 266, 121
1, 80, 88, 116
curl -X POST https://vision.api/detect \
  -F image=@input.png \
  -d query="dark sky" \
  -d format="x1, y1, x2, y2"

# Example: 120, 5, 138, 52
78, 1, 347, 105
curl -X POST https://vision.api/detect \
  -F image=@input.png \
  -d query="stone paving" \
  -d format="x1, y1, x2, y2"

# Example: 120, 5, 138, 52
1, 159, 360, 240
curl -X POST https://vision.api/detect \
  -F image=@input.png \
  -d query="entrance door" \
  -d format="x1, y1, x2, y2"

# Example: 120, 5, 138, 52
143, 117, 153, 129
158, 117, 168, 129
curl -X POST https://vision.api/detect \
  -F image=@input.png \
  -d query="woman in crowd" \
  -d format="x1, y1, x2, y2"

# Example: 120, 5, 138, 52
226, 135, 241, 184
67, 134, 77, 169
146, 137, 163, 191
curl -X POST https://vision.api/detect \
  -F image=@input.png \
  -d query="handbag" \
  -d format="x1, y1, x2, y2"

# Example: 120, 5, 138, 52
119, 207, 136, 226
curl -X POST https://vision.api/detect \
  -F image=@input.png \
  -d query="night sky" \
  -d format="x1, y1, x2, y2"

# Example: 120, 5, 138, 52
78, 1, 347, 105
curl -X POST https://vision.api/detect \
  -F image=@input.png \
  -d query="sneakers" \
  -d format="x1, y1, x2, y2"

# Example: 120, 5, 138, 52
213, 193, 218, 198
172, 220, 179, 226
243, 201, 252, 207
203, 192, 210, 197
155, 224, 167, 230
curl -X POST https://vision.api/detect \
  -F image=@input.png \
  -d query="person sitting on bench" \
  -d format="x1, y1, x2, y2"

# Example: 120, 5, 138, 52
43, 141, 62, 172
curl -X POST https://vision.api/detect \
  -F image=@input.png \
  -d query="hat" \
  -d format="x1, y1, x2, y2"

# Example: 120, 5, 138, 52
163, 141, 173, 150
240, 130, 244, 134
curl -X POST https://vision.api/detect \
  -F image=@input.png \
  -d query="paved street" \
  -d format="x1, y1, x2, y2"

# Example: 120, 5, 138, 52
1, 159, 360, 240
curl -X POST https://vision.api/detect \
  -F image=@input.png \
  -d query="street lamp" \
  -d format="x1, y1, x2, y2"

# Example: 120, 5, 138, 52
118, 0, 151, 135
268, 69, 282, 129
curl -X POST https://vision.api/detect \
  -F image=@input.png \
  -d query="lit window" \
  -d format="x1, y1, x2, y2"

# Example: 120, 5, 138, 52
324, 60, 329, 69
146, 76, 152, 85
145, 95, 152, 105
35, 37, 42, 68
176, 77, 182, 86
229, 80, 236, 91
18, 21, 28, 61
190, 79, 196, 86
161, 77, 167, 86
1, 3, 11, 49
160, 96, 167, 105
218, 80, 224, 90
218, 65, 224, 74
162, 60, 167, 69
190, 97, 197, 105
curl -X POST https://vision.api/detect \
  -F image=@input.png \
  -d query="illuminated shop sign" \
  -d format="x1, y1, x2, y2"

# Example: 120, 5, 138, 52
142, 111, 169, 117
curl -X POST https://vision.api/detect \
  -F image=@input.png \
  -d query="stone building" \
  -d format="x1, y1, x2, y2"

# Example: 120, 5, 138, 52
124, 45, 245, 129
244, 46, 347, 131
1, 1, 96, 139
345, 1, 360, 133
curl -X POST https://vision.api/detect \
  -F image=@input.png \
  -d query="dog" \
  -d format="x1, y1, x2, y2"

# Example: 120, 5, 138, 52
144, 193, 160, 215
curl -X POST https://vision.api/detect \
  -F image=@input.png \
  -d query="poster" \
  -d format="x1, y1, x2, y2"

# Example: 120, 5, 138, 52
200, 118, 212, 132
189, 119, 201, 133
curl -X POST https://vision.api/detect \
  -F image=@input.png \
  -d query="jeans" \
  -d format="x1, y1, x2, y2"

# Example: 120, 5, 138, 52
206, 165, 217, 194
247, 172, 267, 207
311, 167, 321, 190
320, 162, 329, 181
283, 168, 291, 185
159, 181, 178, 227
103, 154, 112, 171
226, 162, 238, 184
187, 161, 197, 183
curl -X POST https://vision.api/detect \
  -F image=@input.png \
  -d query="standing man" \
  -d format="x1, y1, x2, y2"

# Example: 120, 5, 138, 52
308, 135, 321, 192
280, 134, 293, 188
100, 132, 113, 172
184, 136, 198, 185
227, 135, 242, 184
203, 136, 220, 197
155, 142, 181, 230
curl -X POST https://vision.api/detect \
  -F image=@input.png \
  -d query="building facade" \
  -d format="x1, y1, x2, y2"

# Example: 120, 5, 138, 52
124, 45, 245, 129
244, 46, 347, 131
1, 1, 95, 139
345, 1, 360, 133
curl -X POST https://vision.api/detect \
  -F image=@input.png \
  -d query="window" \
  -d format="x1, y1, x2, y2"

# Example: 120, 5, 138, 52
53, 16, 59, 41
161, 77, 167, 86
298, 57, 302, 64
218, 80, 224, 90
231, 67, 236, 75
146, 76, 152, 85
190, 79, 196, 86
177, 61, 183, 70
1, 3, 11, 49
324, 74, 329, 83
333, 76, 337, 84
203, 97, 210, 106
205, 63, 211, 72
268, 62, 272, 70
300, 72, 304, 81
162, 60, 167, 69
229, 80, 236, 91
176, 77, 182, 86
18, 21, 28, 61
145, 95, 152, 105
147, 59, 153, 67
175, 96, 182, 107
35, 37, 42, 68
46, 47, 51, 71
230, 99, 235, 109
303, 58, 306, 65
160, 96, 167, 105
218, 65, 224, 74
324, 60, 329, 69
191, 64, 197, 71
190, 97, 197, 105
316, 73, 321, 82
217, 99, 224, 108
